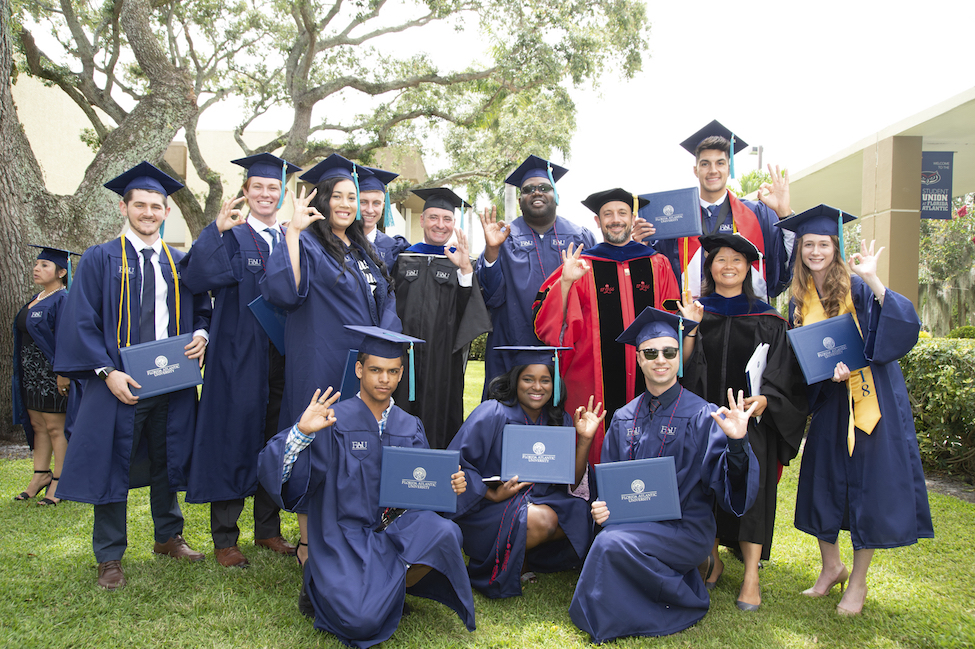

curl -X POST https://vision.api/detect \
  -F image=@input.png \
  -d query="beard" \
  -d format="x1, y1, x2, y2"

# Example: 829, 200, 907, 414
603, 224, 632, 245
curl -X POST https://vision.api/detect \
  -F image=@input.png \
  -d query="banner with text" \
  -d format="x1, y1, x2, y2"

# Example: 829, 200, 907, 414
921, 151, 953, 219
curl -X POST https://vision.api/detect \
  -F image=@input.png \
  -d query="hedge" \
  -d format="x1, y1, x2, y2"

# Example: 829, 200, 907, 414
468, 332, 488, 361
902, 338, 975, 478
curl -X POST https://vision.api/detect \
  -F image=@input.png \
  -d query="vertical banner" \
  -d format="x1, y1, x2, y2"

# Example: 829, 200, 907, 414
920, 151, 953, 219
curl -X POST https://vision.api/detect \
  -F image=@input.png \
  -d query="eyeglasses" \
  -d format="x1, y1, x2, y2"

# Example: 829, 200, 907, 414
520, 184, 554, 196
638, 347, 679, 360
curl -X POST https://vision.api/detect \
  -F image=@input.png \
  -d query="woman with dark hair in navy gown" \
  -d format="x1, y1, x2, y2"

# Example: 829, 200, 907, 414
777, 205, 933, 616
447, 347, 603, 598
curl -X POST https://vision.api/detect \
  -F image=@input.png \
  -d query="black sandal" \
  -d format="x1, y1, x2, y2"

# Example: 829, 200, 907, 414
14, 470, 52, 501
37, 477, 60, 506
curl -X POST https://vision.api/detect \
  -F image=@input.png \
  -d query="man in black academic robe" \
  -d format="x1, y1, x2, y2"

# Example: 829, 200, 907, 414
391, 188, 491, 448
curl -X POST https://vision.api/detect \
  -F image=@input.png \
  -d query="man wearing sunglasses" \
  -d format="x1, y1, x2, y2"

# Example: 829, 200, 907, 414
476, 156, 595, 398
533, 188, 680, 464
570, 307, 759, 642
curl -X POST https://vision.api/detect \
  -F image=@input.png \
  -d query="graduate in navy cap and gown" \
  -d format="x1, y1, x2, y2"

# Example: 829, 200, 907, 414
679, 232, 808, 608
569, 307, 759, 642
446, 346, 602, 598
391, 187, 492, 448
12, 245, 81, 506
777, 205, 932, 616
533, 188, 680, 465
53, 162, 211, 589
359, 165, 410, 268
476, 155, 596, 398
180, 153, 302, 566
652, 120, 794, 302
257, 326, 475, 648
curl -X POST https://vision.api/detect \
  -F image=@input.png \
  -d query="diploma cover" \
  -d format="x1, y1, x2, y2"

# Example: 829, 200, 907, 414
119, 333, 204, 398
638, 187, 703, 240
378, 446, 460, 513
247, 295, 287, 355
500, 425, 575, 484
787, 313, 868, 384
594, 456, 682, 524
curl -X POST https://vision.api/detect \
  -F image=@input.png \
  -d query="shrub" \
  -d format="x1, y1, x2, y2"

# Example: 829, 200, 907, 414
902, 339, 975, 478
468, 332, 488, 361
946, 325, 975, 339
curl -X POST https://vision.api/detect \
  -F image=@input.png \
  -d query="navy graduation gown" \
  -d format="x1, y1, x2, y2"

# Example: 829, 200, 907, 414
53, 239, 211, 504
370, 230, 410, 269
260, 230, 401, 429
476, 216, 595, 397
257, 398, 475, 648
446, 400, 592, 598
392, 246, 492, 448
792, 277, 933, 549
682, 293, 807, 560
179, 221, 275, 503
569, 386, 759, 642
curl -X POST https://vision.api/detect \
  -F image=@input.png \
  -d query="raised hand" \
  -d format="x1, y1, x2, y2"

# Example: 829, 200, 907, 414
296, 387, 340, 436
215, 195, 248, 233
445, 226, 474, 275
710, 388, 757, 439
848, 239, 887, 304
289, 186, 323, 233
479, 205, 509, 262
676, 295, 704, 324
757, 164, 791, 218
560, 243, 591, 285
574, 395, 606, 442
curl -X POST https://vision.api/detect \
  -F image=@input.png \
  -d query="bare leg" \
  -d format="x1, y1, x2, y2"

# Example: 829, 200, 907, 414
837, 548, 874, 615
38, 412, 66, 501
23, 410, 54, 496
525, 504, 565, 550
297, 513, 309, 565
802, 538, 849, 597
405, 564, 433, 588
737, 541, 762, 606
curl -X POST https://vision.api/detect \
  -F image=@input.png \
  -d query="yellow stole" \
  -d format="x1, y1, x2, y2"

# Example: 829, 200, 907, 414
800, 279, 881, 456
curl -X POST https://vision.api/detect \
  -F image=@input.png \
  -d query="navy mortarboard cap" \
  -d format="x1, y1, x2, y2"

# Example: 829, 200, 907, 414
360, 166, 400, 227
776, 203, 857, 261
505, 155, 568, 206
700, 232, 760, 264
29, 244, 81, 289
299, 154, 374, 220
616, 307, 698, 377
345, 325, 425, 401
494, 345, 571, 406
413, 188, 471, 212
104, 161, 184, 197
581, 188, 649, 215
232, 153, 301, 210
680, 120, 748, 178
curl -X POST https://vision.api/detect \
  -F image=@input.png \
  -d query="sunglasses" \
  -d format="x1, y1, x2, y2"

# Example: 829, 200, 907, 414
520, 183, 554, 196
638, 347, 679, 360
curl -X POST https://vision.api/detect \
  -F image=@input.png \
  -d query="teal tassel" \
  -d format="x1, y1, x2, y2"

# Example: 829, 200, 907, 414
408, 343, 416, 401
838, 211, 846, 261
66, 263, 72, 292
730, 135, 736, 179
553, 351, 561, 407
547, 163, 560, 206
352, 164, 362, 221
276, 162, 287, 210
678, 317, 684, 378
383, 188, 394, 228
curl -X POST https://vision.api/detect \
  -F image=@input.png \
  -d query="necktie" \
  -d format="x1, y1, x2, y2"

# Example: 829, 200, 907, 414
140, 248, 156, 343
267, 228, 280, 251
707, 205, 720, 232
648, 396, 661, 416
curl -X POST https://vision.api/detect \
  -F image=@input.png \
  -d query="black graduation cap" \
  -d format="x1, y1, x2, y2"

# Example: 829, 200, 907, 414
699, 232, 761, 264
345, 325, 425, 401
581, 188, 649, 215
28, 244, 81, 289
231, 152, 301, 179
104, 161, 184, 197
679, 120, 749, 156
616, 307, 699, 377
412, 188, 471, 212
493, 345, 571, 406
776, 204, 857, 261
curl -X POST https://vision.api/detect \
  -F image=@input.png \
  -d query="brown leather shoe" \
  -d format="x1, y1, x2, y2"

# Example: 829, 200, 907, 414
255, 536, 297, 556
97, 560, 126, 589
153, 534, 205, 561
215, 545, 249, 568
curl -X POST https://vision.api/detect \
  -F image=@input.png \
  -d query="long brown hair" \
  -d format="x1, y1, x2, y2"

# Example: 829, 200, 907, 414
790, 234, 850, 327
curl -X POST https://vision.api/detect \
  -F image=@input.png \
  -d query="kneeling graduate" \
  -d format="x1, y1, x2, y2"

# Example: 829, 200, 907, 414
569, 308, 760, 642
258, 326, 476, 648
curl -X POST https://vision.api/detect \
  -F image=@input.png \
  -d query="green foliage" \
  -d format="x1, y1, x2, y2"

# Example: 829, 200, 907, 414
729, 170, 772, 197
918, 195, 975, 284
903, 339, 975, 478
946, 325, 975, 339
468, 331, 487, 361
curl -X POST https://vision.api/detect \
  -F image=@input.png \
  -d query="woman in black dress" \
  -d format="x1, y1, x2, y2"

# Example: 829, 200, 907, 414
12, 246, 75, 505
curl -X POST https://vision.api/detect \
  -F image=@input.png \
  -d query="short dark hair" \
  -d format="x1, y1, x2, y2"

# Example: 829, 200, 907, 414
695, 136, 730, 161
122, 188, 168, 208
356, 351, 404, 366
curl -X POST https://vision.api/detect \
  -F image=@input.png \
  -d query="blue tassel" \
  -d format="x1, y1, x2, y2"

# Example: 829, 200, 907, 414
553, 351, 561, 407
547, 162, 560, 206
66, 263, 72, 292
837, 211, 846, 261
383, 188, 394, 228
352, 164, 362, 220
276, 162, 287, 210
678, 317, 684, 378
730, 135, 736, 179
408, 343, 416, 401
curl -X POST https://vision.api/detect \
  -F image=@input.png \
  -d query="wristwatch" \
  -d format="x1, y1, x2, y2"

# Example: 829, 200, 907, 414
96, 367, 114, 381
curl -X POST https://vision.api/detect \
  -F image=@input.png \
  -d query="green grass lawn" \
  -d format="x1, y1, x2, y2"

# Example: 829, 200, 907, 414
2, 360, 974, 648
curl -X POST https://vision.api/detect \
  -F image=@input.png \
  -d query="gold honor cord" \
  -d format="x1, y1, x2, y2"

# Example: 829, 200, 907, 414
116, 236, 182, 350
